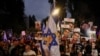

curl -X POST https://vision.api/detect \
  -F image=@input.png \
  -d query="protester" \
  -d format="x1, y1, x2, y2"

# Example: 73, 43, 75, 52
0, 19, 99, 56
23, 44, 36, 56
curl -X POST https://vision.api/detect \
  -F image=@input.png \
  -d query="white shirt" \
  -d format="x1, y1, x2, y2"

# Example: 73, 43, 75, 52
23, 50, 36, 56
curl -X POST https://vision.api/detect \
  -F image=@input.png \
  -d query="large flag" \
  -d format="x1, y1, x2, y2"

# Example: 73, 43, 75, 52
41, 23, 52, 56
48, 16, 57, 33
47, 16, 60, 56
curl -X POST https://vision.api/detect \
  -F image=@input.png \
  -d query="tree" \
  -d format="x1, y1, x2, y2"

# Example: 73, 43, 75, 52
0, 0, 25, 33
29, 15, 37, 28
69, 0, 95, 27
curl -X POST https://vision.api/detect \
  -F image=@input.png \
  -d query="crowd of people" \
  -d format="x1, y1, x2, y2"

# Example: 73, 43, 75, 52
0, 18, 99, 56
0, 28, 100, 56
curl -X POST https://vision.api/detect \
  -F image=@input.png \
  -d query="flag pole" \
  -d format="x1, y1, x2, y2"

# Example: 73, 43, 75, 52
53, 0, 56, 8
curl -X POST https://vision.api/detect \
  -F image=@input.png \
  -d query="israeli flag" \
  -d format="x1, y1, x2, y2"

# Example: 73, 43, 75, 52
47, 16, 60, 56
41, 16, 60, 56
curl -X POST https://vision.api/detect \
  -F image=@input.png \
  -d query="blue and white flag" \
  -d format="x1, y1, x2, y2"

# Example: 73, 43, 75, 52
41, 16, 60, 56
42, 23, 48, 34
48, 16, 57, 33
47, 16, 60, 56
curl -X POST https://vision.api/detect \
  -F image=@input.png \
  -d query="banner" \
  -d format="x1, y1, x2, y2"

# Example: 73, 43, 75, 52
64, 18, 75, 23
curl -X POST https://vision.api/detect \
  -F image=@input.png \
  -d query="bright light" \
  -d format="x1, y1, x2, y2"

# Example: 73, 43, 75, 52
52, 8, 60, 16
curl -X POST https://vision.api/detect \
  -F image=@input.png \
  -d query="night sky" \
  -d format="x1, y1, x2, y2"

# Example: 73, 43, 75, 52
24, 0, 50, 20
87, 1, 100, 26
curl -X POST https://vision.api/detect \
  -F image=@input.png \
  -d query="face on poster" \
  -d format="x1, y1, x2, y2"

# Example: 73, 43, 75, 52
60, 18, 75, 38
61, 24, 70, 35
72, 32, 80, 40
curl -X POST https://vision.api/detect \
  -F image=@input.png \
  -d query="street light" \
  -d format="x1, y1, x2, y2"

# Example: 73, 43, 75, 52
51, 8, 60, 16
